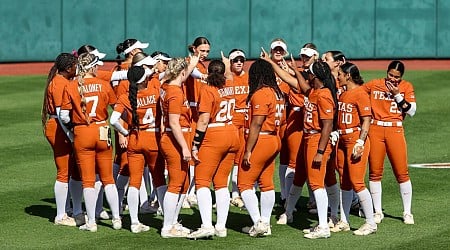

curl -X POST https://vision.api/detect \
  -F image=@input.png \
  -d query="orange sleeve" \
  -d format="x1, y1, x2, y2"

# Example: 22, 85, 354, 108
356, 89, 372, 117
197, 86, 215, 114
251, 89, 271, 116
97, 69, 113, 82
60, 84, 73, 110
167, 88, 183, 115
52, 77, 67, 107
317, 89, 335, 120
106, 82, 117, 105
403, 81, 416, 103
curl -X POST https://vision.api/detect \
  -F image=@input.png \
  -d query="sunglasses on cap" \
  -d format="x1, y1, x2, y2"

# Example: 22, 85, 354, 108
232, 57, 245, 63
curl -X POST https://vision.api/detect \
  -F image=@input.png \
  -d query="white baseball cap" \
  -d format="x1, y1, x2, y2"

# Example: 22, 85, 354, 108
89, 49, 106, 59
134, 56, 157, 66
124, 40, 149, 54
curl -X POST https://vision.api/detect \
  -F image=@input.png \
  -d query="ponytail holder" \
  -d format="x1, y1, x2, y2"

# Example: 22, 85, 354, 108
72, 49, 79, 58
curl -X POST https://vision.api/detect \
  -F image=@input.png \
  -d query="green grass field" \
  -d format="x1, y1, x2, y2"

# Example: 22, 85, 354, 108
0, 71, 449, 249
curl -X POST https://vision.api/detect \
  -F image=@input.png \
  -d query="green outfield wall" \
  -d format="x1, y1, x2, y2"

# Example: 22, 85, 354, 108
1, 0, 448, 62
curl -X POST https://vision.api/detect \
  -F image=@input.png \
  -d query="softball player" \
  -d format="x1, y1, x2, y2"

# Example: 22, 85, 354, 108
159, 57, 199, 238
362, 60, 416, 225
187, 60, 239, 239
60, 53, 121, 232
228, 49, 248, 208
334, 62, 377, 235
42, 52, 78, 227
239, 59, 285, 237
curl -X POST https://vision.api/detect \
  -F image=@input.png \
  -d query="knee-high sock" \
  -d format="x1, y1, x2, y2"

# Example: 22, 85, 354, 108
83, 187, 96, 225
260, 190, 275, 224
127, 187, 140, 225
95, 182, 104, 216
172, 193, 186, 225
116, 175, 129, 210
286, 184, 302, 215
241, 189, 260, 224
284, 168, 295, 202
139, 175, 149, 207
369, 181, 382, 213
196, 187, 213, 227
399, 180, 412, 214
278, 164, 288, 200
54, 181, 69, 220
313, 188, 329, 228
69, 178, 83, 216
340, 190, 353, 224
104, 184, 120, 219
156, 185, 167, 211
215, 188, 230, 229
326, 183, 339, 218
187, 166, 195, 196
162, 192, 178, 230
231, 165, 239, 199
357, 188, 375, 225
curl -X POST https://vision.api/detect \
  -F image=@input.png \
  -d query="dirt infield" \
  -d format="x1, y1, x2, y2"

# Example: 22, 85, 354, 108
0, 60, 449, 76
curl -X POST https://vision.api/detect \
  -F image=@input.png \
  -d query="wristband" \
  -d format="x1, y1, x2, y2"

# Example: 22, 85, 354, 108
317, 149, 325, 155
192, 129, 206, 149
356, 139, 365, 146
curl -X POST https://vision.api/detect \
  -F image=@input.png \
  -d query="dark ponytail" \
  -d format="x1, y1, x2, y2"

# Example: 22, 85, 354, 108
206, 60, 226, 88
127, 66, 145, 130
341, 62, 364, 85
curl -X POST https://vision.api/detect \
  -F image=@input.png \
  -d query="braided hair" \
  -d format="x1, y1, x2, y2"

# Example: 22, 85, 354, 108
76, 53, 97, 123
164, 58, 188, 83
41, 53, 77, 128
206, 60, 226, 88
311, 61, 339, 129
247, 59, 284, 104
127, 66, 146, 130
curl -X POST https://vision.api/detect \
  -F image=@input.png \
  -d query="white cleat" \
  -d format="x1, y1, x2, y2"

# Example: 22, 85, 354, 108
112, 218, 122, 230
403, 212, 414, 225
353, 223, 377, 236
187, 225, 215, 240
54, 214, 76, 227
161, 225, 191, 238
214, 227, 227, 237
79, 222, 97, 232
131, 223, 150, 233
374, 212, 384, 224
330, 221, 350, 233
277, 213, 293, 225
304, 226, 331, 239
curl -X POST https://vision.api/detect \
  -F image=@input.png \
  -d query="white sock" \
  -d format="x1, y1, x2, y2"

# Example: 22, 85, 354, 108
358, 188, 375, 225
278, 164, 288, 201
104, 184, 120, 219
116, 175, 129, 210
369, 181, 382, 213
326, 184, 340, 218
162, 192, 178, 230
340, 190, 353, 224
284, 168, 295, 201
139, 176, 149, 207
83, 187, 96, 225
156, 185, 167, 211
231, 165, 239, 199
113, 163, 120, 180
173, 194, 186, 225
54, 181, 68, 220
313, 188, 329, 228
241, 189, 260, 224
69, 178, 83, 216
286, 184, 302, 215
127, 187, 140, 225
260, 190, 275, 224
187, 166, 195, 196
399, 180, 413, 214
215, 188, 230, 229
196, 187, 213, 228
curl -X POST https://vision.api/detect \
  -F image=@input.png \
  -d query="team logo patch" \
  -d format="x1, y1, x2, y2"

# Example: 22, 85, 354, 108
409, 163, 450, 169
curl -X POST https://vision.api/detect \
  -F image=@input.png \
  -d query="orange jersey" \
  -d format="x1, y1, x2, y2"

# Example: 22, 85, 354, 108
198, 79, 235, 124
303, 88, 335, 131
113, 62, 131, 97
337, 87, 371, 130
246, 87, 285, 133
97, 69, 113, 82
362, 78, 416, 122
45, 74, 70, 114
184, 61, 207, 107
160, 84, 192, 128
233, 72, 249, 110
61, 77, 116, 124
114, 87, 161, 130
288, 89, 305, 108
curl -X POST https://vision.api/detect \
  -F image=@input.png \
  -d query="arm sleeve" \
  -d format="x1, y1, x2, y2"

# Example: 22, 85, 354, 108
56, 107, 73, 142
110, 70, 128, 81
110, 111, 129, 136
190, 68, 203, 79
59, 109, 71, 124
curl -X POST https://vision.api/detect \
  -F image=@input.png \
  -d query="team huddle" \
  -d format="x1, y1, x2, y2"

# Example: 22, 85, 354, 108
42, 37, 416, 239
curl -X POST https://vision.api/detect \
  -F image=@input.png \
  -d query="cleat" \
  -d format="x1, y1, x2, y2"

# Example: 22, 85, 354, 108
54, 214, 76, 227
304, 226, 330, 239
79, 222, 97, 232
187, 225, 215, 240
131, 223, 150, 233
303, 225, 319, 234
353, 223, 377, 236
230, 197, 245, 208
112, 218, 122, 230
214, 227, 227, 237
328, 216, 339, 228
97, 210, 110, 220
374, 212, 384, 224
403, 212, 414, 225
161, 225, 191, 238
330, 221, 350, 233
277, 213, 293, 225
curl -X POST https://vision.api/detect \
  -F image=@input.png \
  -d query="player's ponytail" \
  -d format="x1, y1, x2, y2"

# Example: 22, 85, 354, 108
206, 60, 226, 89
77, 53, 97, 123
127, 66, 145, 130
